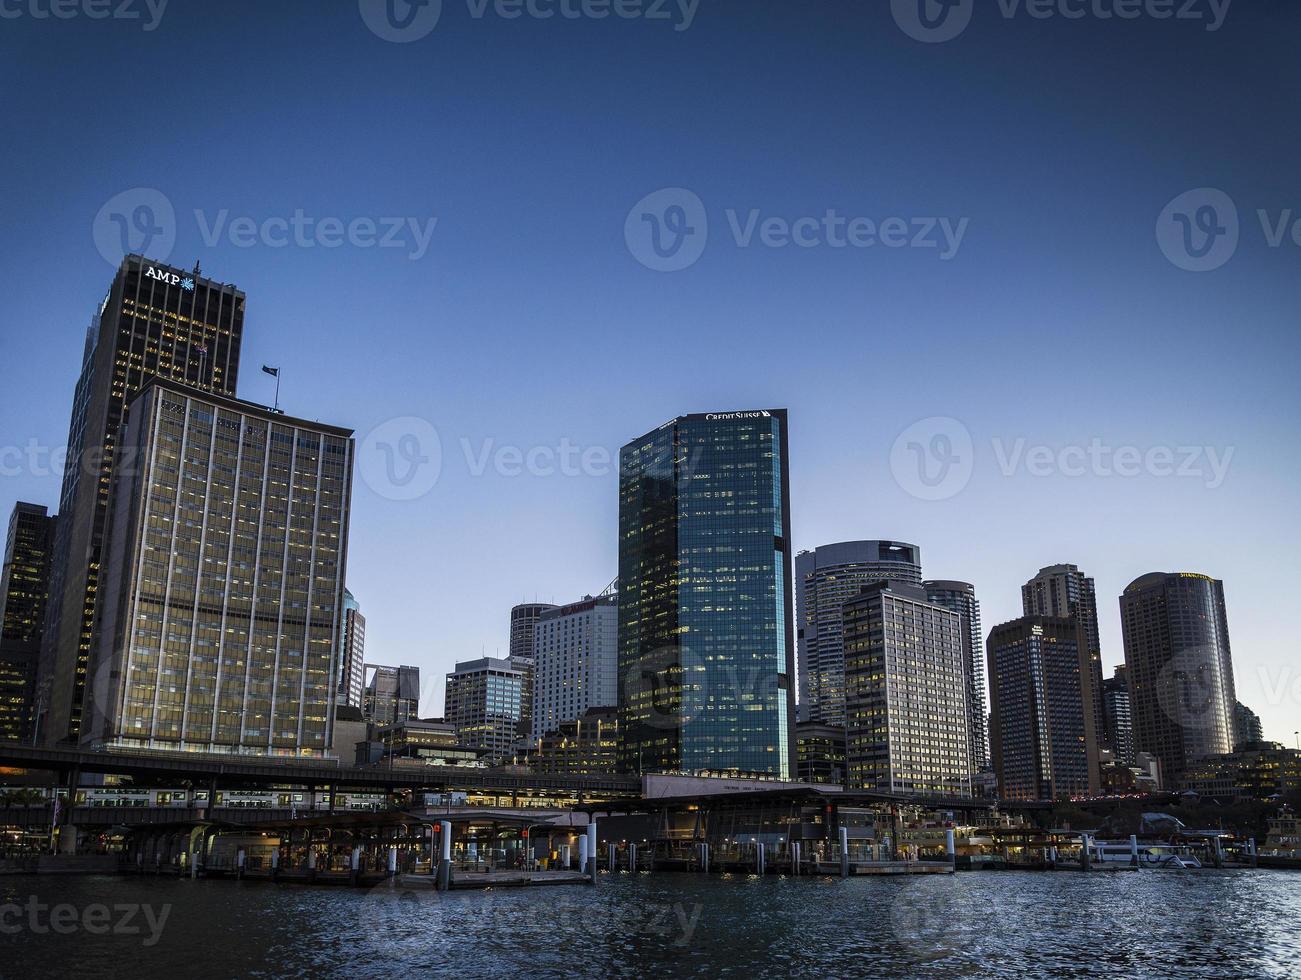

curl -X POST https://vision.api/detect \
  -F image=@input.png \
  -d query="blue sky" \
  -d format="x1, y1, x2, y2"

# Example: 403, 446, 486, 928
1, 0, 1298, 742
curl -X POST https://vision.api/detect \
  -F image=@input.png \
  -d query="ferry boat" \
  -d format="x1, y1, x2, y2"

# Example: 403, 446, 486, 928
1089, 840, 1203, 869
1258, 808, 1301, 870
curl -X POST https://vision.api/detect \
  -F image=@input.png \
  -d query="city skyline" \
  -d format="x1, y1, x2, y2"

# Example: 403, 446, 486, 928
0, 3, 1297, 748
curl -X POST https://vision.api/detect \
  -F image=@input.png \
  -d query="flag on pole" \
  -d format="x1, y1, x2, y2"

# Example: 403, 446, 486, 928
262, 365, 279, 377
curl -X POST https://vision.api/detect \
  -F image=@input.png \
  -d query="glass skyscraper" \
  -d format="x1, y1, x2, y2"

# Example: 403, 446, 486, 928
0, 503, 57, 742
617, 410, 795, 778
42, 255, 244, 744
1120, 571, 1237, 787
795, 540, 921, 727
924, 579, 990, 775
444, 656, 527, 762
86, 378, 353, 758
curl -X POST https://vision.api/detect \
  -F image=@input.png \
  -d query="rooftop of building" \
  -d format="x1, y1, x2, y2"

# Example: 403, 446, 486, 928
134, 375, 354, 438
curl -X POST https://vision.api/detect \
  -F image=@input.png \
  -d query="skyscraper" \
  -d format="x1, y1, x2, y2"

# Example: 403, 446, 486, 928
618, 410, 794, 778
1101, 666, 1135, 766
1120, 572, 1237, 787
365, 664, 420, 726
0, 504, 56, 742
1234, 701, 1263, 748
1022, 564, 1105, 755
444, 656, 527, 761
987, 616, 1101, 801
842, 581, 972, 797
796, 540, 921, 726
924, 579, 989, 774
339, 590, 366, 710
531, 594, 618, 741
86, 378, 353, 757
42, 255, 244, 744
509, 602, 557, 741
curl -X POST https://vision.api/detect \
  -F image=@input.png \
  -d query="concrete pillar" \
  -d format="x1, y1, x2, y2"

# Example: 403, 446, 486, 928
587, 818, 598, 881
608, 844, 616, 874
561, 844, 571, 870
437, 820, 452, 892
839, 827, 849, 878
1130, 835, 1140, 868
271, 848, 280, 872
699, 842, 709, 874
1080, 834, 1091, 872
579, 833, 590, 875
388, 846, 398, 876
1249, 838, 1258, 868
629, 843, 637, 873
1213, 835, 1224, 869
791, 841, 800, 875
945, 830, 956, 864
756, 842, 765, 876
308, 849, 317, 870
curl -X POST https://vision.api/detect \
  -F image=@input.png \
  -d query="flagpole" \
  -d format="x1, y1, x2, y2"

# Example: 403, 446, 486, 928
275, 371, 280, 413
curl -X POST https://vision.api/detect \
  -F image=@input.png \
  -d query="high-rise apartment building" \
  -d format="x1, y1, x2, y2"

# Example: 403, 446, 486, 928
843, 581, 971, 797
1101, 666, 1135, 766
444, 656, 528, 761
618, 410, 795, 778
364, 664, 420, 727
1022, 564, 1105, 755
1120, 572, 1237, 788
0, 504, 57, 742
987, 616, 1101, 801
1234, 701, 1263, 748
796, 540, 921, 726
339, 590, 366, 709
924, 579, 989, 774
42, 255, 244, 743
86, 378, 353, 757
531, 594, 618, 741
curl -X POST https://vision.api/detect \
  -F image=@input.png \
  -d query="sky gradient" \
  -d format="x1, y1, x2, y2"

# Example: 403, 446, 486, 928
1, 1, 1298, 743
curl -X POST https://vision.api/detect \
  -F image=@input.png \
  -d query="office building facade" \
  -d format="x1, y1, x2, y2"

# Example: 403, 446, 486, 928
509, 602, 556, 741
364, 664, 420, 726
987, 616, 1100, 801
1022, 564, 1105, 755
1120, 572, 1237, 788
924, 579, 989, 774
795, 722, 847, 785
445, 656, 528, 761
42, 255, 245, 744
0, 504, 57, 742
531, 594, 618, 741
843, 581, 972, 797
1101, 666, 1135, 766
86, 378, 353, 757
796, 540, 922, 726
339, 590, 366, 709
618, 410, 795, 778
529, 706, 619, 775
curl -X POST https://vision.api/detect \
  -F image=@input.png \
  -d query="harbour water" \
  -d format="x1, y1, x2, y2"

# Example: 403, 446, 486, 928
3, 870, 1298, 978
